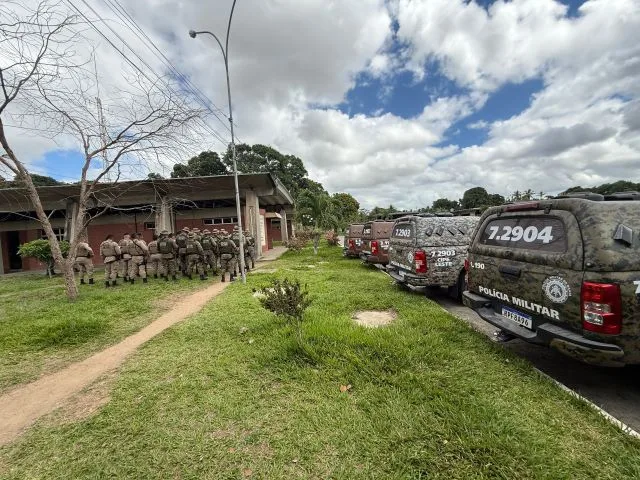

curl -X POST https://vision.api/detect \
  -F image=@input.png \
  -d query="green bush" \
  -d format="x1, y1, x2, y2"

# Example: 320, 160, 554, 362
18, 239, 70, 275
258, 278, 311, 344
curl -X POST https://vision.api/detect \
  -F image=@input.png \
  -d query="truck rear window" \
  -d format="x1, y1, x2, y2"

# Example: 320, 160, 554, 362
392, 223, 413, 239
363, 226, 372, 236
479, 217, 567, 252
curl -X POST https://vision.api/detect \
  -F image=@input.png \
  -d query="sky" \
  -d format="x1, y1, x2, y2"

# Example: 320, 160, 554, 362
3, 0, 640, 209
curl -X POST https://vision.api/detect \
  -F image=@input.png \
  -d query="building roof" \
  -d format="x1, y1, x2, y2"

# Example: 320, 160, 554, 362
0, 173, 295, 212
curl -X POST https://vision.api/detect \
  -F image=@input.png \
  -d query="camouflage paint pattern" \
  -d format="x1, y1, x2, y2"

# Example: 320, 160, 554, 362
343, 223, 365, 258
465, 198, 640, 366
387, 215, 480, 287
360, 220, 395, 265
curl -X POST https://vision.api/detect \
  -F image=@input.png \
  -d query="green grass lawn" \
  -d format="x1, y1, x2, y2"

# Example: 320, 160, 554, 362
1, 246, 640, 479
0, 272, 212, 393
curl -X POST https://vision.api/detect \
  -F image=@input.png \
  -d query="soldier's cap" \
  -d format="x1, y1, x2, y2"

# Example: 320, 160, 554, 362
233, 225, 240, 231
160, 230, 169, 235
202, 229, 210, 234
192, 228, 200, 233
182, 227, 190, 232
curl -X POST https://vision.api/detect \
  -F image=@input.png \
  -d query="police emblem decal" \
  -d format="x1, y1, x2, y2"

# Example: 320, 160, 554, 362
542, 276, 571, 304
407, 251, 414, 264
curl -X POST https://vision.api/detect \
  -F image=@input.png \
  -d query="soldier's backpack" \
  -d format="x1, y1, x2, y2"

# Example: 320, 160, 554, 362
101, 241, 115, 257
118, 239, 130, 255
148, 241, 159, 254
77, 243, 90, 257
175, 233, 187, 248
201, 236, 213, 250
158, 239, 173, 254
218, 239, 233, 254
185, 239, 198, 255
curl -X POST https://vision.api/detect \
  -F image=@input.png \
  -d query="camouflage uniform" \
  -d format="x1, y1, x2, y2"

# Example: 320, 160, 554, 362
231, 226, 243, 274
128, 235, 149, 283
147, 236, 162, 278
174, 228, 189, 274
118, 235, 133, 281
200, 229, 218, 274
244, 229, 256, 269
100, 237, 121, 287
218, 232, 239, 282
158, 231, 178, 281
185, 233, 206, 280
74, 242, 95, 284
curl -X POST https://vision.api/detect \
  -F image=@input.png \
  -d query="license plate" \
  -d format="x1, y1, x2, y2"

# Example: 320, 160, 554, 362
398, 270, 405, 278
501, 306, 532, 329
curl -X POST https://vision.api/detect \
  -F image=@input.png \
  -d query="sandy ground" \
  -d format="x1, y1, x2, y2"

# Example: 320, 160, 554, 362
0, 247, 288, 447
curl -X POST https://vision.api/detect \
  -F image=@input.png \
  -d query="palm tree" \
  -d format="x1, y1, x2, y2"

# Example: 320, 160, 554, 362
522, 189, 535, 200
296, 190, 339, 254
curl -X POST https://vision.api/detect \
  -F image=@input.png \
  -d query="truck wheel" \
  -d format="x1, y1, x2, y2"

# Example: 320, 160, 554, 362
396, 281, 410, 291
449, 270, 466, 303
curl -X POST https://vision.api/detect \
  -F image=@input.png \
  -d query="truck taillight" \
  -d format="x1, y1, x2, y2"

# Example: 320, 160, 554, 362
371, 240, 379, 255
464, 258, 469, 272
414, 250, 427, 274
581, 282, 622, 335
348, 239, 355, 250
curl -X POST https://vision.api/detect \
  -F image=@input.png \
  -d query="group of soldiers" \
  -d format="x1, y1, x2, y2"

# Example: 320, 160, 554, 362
75, 226, 257, 287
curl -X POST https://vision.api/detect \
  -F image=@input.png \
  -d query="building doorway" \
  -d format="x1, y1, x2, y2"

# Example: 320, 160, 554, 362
6, 231, 23, 271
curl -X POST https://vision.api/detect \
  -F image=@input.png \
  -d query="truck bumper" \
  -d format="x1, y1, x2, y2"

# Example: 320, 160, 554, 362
462, 291, 626, 366
385, 267, 432, 287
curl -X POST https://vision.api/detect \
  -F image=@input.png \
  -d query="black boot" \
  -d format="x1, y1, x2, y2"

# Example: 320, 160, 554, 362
200, 274, 206, 281
111, 280, 117, 287
230, 275, 236, 282
172, 275, 178, 281
80, 278, 86, 285
143, 277, 148, 284
105, 281, 110, 288
221, 274, 226, 283
89, 278, 94, 285
153, 274, 158, 279
130, 278, 135, 284
164, 275, 169, 282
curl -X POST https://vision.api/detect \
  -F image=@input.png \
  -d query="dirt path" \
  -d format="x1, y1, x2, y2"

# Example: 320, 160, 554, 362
0, 281, 229, 446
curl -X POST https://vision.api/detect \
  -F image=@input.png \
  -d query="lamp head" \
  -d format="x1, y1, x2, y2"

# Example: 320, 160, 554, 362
188, 30, 197, 38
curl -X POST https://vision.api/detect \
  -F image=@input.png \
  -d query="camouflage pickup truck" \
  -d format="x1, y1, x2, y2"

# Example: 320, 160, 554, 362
343, 223, 365, 258
387, 214, 480, 300
360, 219, 395, 267
463, 192, 640, 366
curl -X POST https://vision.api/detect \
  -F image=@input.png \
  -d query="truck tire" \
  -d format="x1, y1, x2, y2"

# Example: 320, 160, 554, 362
448, 270, 466, 303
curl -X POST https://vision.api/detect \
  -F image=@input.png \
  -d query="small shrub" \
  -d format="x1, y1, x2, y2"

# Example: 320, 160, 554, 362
325, 231, 340, 246
294, 229, 314, 242
258, 278, 312, 344
284, 236, 308, 251
18, 239, 70, 276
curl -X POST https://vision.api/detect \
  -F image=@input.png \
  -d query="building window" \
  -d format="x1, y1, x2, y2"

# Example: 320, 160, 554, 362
41, 228, 65, 241
204, 217, 238, 225
144, 222, 156, 230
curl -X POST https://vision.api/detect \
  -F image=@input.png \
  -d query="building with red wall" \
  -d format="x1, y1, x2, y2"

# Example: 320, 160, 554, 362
0, 174, 294, 273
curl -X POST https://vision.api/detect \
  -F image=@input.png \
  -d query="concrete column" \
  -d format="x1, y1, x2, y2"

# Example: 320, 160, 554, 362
280, 208, 289, 243
155, 198, 173, 232
244, 190, 260, 238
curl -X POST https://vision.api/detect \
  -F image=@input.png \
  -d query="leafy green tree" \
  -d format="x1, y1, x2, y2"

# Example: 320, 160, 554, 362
222, 143, 318, 198
432, 198, 459, 212
487, 193, 506, 206
521, 189, 535, 200
332, 192, 360, 228
147, 172, 164, 180
171, 151, 228, 178
461, 187, 491, 209
1, 173, 62, 188
18, 239, 70, 277
296, 190, 339, 254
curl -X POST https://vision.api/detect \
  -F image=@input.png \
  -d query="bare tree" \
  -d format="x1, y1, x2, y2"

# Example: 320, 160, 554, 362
0, 1, 205, 300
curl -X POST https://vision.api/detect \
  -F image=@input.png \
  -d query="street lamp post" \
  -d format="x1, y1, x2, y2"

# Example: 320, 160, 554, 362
189, 0, 246, 283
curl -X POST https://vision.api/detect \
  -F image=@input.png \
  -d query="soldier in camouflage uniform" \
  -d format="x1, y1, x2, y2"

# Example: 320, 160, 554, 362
217, 230, 239, 282
128, 233, 149, 284
74, 235, 95, 285
200, 229, 218, 275
147, 233, 162, 278
230, 225, 243, 275
158, 230, 178, 281
174, 227, 189, 275
244, 229, 256, 269
118, 233, 133, 282
185, 232, 206, 280
100, 234, 121, 287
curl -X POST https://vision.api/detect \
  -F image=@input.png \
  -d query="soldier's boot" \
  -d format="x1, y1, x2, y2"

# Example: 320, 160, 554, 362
251, 260, 255, 269
199, 274, 206, 281
143, 277, 148, 284
153, 274, 158, 279
230, 274, 236, 282
221, 274, 226, 283
172, 275, 178, 281
105, 281, 110, 288
130, 278, 135, 284
164, 275, 169, 282
89, 278, 94, 285
111, 280, 117, 287
80, 278, 86, 285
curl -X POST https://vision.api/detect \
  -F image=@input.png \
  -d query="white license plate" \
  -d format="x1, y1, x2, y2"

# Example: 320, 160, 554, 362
501, 306, 532, 329
398, 270, 405, 277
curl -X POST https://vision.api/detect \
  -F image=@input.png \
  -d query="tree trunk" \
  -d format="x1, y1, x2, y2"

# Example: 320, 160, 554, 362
313, 234, 319, 255
63, 257, 78, 301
